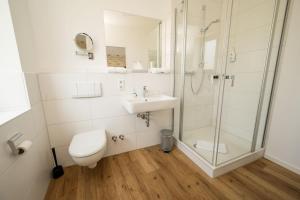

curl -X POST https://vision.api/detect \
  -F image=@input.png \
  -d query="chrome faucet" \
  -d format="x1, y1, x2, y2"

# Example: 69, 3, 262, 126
143, 86, 149, 98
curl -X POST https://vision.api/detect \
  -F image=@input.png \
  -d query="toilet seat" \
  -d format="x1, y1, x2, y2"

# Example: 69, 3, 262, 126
69, 129, 106, 158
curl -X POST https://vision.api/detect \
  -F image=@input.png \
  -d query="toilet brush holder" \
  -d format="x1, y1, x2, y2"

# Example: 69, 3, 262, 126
51, 148, 64, 179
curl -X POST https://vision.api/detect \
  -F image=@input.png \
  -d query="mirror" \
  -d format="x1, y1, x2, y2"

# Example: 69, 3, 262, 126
74, 33, 94, 59
75, 33, 93, 51
104, 10, 162, 71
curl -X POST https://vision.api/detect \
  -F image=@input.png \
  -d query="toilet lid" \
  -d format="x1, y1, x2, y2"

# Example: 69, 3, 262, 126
69, 129, 106, 158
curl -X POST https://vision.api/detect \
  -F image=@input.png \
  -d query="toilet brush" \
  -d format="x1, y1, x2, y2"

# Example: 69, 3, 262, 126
51, 148, 64, 179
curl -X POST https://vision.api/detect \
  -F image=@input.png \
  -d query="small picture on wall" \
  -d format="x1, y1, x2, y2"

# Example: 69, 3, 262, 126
106, 46, 126, 68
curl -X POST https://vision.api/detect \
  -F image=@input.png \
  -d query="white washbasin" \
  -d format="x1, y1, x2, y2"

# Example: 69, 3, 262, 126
122, 95, 178, 114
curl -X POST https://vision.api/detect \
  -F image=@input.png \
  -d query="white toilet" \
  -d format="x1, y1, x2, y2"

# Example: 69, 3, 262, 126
69, 129, 107, 168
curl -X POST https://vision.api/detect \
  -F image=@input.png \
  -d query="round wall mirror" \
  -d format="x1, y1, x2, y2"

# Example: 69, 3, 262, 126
74, 33, 93, 51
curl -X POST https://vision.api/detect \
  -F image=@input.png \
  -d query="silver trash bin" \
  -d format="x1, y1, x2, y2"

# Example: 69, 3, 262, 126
160, 129, 174, 153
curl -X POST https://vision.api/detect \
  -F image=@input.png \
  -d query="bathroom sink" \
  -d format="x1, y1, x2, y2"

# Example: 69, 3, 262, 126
122, 95, 178, 114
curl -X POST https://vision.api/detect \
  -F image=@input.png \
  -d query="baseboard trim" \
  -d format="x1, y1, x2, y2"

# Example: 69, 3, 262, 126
264, 154, 300, 175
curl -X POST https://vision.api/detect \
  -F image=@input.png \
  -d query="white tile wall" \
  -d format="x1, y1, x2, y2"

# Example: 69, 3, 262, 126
227, 50, 268, 74
48, 121, 92, 147
219, 0, 277, 142
106, 131, 137, 156
39, 73, 87, 100
0, 73, 52, 200
39, 72, 173, 166
183, 105, 214, 132
55, 146, 74, 167
43, 99, 91, 125
90, 96, 128, 119
91, 115, 136, 134
231, 0, 275, 33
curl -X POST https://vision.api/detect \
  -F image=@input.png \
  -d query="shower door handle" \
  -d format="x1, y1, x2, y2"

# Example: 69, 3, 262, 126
224, 75, 235, 87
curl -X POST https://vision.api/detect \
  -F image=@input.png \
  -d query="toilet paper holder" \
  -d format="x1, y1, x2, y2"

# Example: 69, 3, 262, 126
7, 133, 31, 155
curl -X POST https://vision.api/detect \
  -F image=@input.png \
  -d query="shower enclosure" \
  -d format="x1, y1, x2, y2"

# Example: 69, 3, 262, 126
173, 0, 288, 176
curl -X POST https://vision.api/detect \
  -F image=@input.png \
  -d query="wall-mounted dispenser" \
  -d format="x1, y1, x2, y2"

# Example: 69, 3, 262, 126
7, 133, 32, 155
74, 33, 94, 60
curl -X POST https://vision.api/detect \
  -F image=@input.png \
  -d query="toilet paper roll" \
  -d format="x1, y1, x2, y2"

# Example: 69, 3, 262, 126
17, 140, 32, 155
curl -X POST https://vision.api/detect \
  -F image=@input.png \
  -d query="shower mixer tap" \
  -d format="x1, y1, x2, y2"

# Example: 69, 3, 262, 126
212, 75, 220, 79
224, 75, 235, 87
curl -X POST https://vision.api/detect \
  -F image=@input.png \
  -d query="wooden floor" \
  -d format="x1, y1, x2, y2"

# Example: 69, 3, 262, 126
45, 146, 300, 200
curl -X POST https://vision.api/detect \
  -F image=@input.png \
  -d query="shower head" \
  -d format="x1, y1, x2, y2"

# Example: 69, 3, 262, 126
201, 19, 220, 32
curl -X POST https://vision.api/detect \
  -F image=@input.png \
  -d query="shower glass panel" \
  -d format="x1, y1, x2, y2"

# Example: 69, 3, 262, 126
180, 0, 224, 164
177, 0, 287, 167
254, 0, 288, 151
216, 0, 279, 165
173, 1, 185, 140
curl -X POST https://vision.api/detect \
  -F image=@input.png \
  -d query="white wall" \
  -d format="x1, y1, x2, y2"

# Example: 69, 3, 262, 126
9, 0, 37, 73
265, 0, 300, 174
39, 73, 172, 166
26, 0, 172, 73
0, 2, 52, 199
0, 74, 52, 200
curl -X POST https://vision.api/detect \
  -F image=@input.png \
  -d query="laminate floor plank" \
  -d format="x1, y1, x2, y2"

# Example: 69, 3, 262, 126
45, 145, 300, 200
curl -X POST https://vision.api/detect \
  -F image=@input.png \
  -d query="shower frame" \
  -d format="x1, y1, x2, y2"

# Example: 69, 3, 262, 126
174, 0, 290, 177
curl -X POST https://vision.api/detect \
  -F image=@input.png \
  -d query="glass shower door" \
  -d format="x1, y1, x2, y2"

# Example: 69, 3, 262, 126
176, 0, 287, 167
179, 0, 225, 164
216, 0, 279, 165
